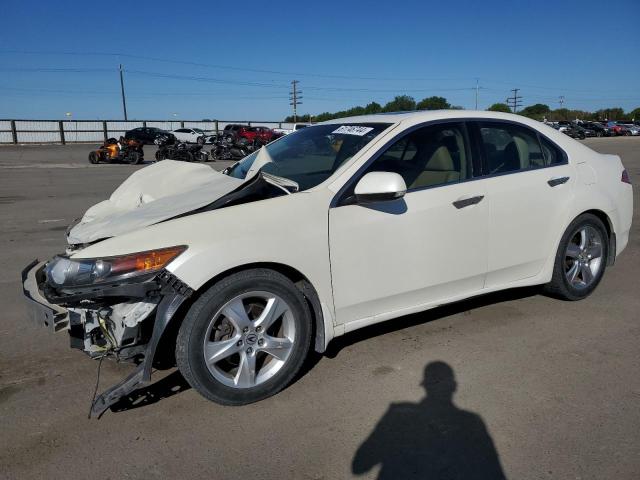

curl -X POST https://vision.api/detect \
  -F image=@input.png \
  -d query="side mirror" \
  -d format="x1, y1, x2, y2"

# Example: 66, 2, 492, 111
354, 172, 407, 203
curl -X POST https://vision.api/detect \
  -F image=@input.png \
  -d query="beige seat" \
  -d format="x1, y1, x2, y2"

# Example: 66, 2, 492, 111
409, 145, 460, 189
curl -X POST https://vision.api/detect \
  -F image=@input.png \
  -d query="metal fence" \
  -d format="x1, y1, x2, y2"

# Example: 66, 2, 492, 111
0, 119, 294, 144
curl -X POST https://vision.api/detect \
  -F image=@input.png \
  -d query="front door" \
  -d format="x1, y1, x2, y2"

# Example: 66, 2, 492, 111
329, 122, 489, 327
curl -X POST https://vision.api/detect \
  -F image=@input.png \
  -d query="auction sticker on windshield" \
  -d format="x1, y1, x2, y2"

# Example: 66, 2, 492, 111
332, 125, 374, 136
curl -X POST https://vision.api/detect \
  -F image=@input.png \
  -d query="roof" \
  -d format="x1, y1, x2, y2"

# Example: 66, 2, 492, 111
319, 109, 544, 127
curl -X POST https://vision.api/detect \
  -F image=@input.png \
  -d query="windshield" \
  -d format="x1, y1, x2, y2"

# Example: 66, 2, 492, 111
225, 123, 390, 190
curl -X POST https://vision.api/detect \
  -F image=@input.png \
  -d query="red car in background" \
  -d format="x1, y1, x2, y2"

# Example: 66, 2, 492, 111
222, 124, 257, 142
252, 126, 276, 143
607, 122, 630, 136
221, 124, 278, 144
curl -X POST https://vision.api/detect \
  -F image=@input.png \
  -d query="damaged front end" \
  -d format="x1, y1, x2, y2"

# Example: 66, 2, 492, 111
22, 247, 193, 417
21, 157, 301, 417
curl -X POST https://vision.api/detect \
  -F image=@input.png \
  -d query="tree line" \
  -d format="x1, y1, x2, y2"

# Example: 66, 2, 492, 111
284, 95, 640, 123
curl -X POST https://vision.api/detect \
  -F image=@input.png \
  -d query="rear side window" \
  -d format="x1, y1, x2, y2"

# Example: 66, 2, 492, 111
478, 122, 545, 174
539, 136, 566, 165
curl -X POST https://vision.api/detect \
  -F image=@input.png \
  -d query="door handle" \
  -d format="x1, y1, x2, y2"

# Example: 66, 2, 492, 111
547, 176, 570, 187
452, 195, 484, 209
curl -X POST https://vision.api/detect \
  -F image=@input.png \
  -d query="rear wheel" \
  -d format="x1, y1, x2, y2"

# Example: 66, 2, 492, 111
176, 269, 312, 405
544, 213, 608, 301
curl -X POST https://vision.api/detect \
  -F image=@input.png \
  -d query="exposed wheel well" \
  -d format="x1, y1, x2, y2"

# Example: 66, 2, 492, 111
154, 263, 326, 368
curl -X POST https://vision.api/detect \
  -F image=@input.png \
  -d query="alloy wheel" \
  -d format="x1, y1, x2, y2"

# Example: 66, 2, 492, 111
564, 225, 604, 290
202, 291, 295, 388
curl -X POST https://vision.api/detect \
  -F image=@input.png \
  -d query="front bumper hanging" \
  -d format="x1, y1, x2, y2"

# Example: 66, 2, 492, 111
22, 259, 70, 332
21, 260, 193, 417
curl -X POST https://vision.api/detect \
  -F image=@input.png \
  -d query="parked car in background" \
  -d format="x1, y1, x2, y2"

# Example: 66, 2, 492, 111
556, 121, 571, 133
607, 122, 630, 136
124, 127, 175, 145
563, 124, 594, 140
222, 124, 256, 143
22, 111, 633, 414
273, 123, 312, 136
172, 128, 207, 144
252, 126, 277, 143
618, 123, 640, 136
582, 122, 610, 137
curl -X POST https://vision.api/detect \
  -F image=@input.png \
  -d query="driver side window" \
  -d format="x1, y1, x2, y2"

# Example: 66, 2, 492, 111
364, 122, 472, 191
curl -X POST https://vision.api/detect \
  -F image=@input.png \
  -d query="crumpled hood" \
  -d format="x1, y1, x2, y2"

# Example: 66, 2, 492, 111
67, 160, 244, 244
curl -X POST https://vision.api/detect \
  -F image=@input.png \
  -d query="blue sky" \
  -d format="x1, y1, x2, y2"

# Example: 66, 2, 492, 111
1, 0, 638, 120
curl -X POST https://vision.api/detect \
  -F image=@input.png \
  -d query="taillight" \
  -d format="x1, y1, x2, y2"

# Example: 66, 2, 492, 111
622, 169, 632, 184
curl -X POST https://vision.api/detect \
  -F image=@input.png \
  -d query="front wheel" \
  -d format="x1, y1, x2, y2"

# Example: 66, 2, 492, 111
88, 151, 99, 164
544, 213, 608, 301
176, 269, 312, 405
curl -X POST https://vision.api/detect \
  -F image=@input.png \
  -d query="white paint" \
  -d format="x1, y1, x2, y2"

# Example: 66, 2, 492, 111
67, 110, 633, 349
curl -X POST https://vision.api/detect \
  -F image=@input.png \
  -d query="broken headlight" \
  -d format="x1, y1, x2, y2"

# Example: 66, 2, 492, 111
45, 246, 186, 288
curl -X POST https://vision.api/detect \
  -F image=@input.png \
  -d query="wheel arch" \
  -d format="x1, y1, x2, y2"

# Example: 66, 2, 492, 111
557, 208, 615, 268
154, 262, 329, 368
578, 208, 616, 266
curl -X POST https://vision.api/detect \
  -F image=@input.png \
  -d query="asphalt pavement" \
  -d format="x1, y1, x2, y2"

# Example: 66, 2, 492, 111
1, 138, 639, 479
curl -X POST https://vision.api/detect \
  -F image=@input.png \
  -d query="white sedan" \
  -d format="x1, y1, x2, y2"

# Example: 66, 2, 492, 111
22, 111, 633, 414
171, 127, 206, 144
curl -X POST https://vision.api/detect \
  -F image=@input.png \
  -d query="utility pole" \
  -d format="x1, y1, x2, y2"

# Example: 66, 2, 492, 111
475, 78, 479, 110
506, 88, 523, 113
119, 64, 128, 121
289, 80, 302, 123
559, 95, 565, 109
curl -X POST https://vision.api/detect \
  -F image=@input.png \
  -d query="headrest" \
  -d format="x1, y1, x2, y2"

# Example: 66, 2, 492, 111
425, 145, 454, 171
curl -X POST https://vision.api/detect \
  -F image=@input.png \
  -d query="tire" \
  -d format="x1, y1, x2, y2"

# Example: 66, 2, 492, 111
596, 131, 602, 137
197, 136, 205, 145
128, 151, 142, 165
176, 269, 312, 405
544, 213, 608, 301
88, 151, 99, 164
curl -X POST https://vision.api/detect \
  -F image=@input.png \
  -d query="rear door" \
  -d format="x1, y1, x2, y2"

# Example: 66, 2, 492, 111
470, 121, 574, 287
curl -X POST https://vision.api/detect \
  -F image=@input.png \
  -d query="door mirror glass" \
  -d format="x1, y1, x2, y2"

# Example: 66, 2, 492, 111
354, 172, 407, 203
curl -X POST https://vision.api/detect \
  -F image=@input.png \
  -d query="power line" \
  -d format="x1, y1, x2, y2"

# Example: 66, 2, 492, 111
2, 51, 637, 99
0, 49, 476, 83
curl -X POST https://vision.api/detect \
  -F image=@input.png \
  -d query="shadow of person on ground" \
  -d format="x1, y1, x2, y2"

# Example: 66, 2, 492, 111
352, 361, 506, 479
